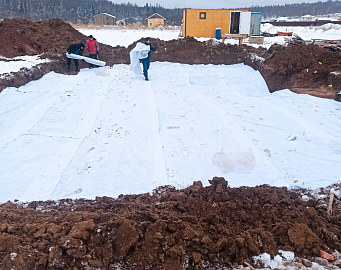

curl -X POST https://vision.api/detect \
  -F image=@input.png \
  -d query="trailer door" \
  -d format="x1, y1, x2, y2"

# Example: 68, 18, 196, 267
239, 12, 251, 35
250, 13, 261, 36
230, 12, 240, 34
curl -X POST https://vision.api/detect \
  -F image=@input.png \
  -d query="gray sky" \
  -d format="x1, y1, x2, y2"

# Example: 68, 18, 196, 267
116, 0, 324, 9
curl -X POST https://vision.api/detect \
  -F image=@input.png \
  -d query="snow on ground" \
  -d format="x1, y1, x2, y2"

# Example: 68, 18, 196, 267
260, 23, 341, 46
0, 55, 50, 77
0, 63, 340, 202
77, 28, 180, 47
253, 251, 339, 270
76, 24, 341, 50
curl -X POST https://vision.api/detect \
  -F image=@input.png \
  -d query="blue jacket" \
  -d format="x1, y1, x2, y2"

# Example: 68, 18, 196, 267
141, 44, 156, 64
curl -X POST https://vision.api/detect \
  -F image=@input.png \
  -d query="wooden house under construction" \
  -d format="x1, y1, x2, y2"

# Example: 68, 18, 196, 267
146, 13, 166, 27
93, 13, 117, 26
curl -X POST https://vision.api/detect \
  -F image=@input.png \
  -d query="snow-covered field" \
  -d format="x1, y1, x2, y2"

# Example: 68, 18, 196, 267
1, 63, 340, 203
262, 22, 341, 41
77, 28, 180, 47
0, 55, 50, 77
76, 24, 341, 50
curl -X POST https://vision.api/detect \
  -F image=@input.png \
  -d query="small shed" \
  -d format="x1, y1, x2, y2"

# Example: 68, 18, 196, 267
146, 13, 165, 27
93, 13, 116, 26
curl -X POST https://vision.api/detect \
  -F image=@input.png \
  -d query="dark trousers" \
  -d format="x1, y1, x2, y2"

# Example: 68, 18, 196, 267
89, 54, 97, 68
67, 58, 79, 70
141, 58, 150, 79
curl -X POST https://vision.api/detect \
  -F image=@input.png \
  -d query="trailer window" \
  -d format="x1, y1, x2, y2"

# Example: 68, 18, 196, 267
199, 12, 206, 19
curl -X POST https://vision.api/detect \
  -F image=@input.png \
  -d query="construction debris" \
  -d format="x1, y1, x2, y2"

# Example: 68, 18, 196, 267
327, 193, 335, 215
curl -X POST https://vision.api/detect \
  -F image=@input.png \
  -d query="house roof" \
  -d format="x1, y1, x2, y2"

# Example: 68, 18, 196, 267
146, 13, 166, 20
94, 13, 116, 18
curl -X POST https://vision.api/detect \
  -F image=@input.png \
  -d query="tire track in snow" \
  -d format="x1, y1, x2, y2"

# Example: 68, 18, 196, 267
142, 80, 168, 187
50, 67, 167, 200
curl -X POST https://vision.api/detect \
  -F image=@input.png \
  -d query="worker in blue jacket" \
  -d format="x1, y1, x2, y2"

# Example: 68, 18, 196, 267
141, 38, 156, 81
66, 43, 85, 72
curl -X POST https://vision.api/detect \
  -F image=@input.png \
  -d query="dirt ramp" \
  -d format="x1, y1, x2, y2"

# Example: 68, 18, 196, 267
1, 178, 341, 269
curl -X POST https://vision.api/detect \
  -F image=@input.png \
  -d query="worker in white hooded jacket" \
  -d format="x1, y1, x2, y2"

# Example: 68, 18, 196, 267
129, 37, 156, 81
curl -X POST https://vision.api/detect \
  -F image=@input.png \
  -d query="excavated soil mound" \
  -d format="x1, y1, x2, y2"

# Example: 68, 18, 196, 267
0, 18, 128, 90
128, 38, 263, 65
0, 18, 84, 57
0, 18, 340, 100
0, 18, 127, 64
1, 178, 341, 270
256, 44, 341, 99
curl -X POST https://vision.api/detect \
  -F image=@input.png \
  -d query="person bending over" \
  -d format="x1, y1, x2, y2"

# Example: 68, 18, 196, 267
67, 43, 85, 72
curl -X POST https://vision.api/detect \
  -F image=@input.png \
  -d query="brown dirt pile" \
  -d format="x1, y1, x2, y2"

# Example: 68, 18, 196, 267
1, 178, 341, 270
256, 44, 341, 99
0, 18, 128, 91
0, 18, 128, 64
0, 18, 341, 101
129, 37, 263, 65
0, 18, 84, 57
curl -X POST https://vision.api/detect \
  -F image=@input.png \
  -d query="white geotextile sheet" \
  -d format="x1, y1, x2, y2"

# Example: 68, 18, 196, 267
129, 43, 150, 75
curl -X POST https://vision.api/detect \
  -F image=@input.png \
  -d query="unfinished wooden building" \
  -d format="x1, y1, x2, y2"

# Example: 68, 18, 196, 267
93, 13, 117, 26
146, 13, 166, 27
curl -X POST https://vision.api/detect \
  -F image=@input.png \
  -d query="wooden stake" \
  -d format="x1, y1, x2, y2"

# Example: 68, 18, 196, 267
327, 193, 334, 216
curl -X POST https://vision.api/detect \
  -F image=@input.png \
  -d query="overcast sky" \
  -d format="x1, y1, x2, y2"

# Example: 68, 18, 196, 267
115, 0, 324, 9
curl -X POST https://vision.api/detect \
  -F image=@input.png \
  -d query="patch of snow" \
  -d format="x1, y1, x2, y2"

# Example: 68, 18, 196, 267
301, 195, 310, 201
250, 53, 265, 62
289, 185, 305, 190
253, 251, 332, 270
76, 25, 341, 51
311, 262, 328, 270
330, 188, 341, 199
10, 253, 17, 260
278, 250, 295, 262
253, 253, 282, 269
0, 55, 50, 76
76, 28, 179, 47
320, 23, 341, 31
261, 23, 341, 42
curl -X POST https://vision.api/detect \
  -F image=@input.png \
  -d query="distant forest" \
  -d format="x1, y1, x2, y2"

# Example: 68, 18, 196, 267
250, 0, 341, 19
0, 0, 183, 24
0, 0, 341, 24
